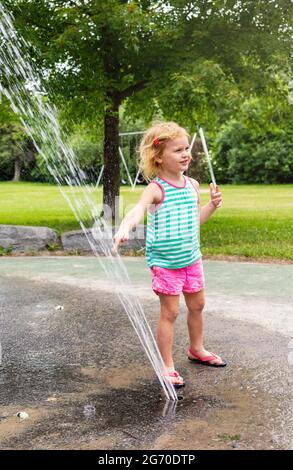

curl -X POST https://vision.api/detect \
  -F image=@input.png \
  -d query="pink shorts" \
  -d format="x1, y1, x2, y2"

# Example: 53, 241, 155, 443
150, 258, 205, 296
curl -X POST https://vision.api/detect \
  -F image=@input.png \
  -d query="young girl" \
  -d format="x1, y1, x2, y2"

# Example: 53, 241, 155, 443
113, 121, 226, 388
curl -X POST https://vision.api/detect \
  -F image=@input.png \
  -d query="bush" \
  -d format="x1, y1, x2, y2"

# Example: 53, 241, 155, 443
213, 120, 293, 184
26, 134, 103, 184
0, 148, 13, 180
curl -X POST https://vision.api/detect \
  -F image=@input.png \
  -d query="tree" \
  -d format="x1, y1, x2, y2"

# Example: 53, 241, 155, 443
2, 0, 292, 218
212, 70, 293, 183
0, 99, 35, 181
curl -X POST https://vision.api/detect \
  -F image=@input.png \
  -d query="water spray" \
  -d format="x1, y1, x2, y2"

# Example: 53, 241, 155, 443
0, 3, 177, 401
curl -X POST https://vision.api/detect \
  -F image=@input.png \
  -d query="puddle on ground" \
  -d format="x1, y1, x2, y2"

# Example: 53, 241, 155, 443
0, 364, 291, 450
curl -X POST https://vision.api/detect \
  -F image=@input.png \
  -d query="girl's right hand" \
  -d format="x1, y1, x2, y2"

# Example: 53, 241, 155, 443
113, 227, 129, 249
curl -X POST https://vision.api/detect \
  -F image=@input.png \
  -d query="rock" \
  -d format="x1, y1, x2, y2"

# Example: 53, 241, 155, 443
46, 397, 57, 402
231, 442, 240, 448
61, 229, 94, 253
61, 224, 146, 254
83, 404, 96, 418
16, 411, 29, 420
0, 225, 57, 252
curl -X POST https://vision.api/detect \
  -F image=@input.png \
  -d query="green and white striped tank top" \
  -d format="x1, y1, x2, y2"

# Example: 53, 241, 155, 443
146, 175, 201, 269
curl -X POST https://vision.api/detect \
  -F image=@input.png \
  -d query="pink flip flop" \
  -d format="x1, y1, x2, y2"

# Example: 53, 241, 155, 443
187, 347, 227, 367
165, 370, 185, 388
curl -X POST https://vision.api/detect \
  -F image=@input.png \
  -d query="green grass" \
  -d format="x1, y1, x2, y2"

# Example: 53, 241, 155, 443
217, 433, 241, 442
0, 182, 293, 260
200, 184, 293, 260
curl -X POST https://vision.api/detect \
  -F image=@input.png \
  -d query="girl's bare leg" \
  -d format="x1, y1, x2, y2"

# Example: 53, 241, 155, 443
156, 293, 185, 385
183, 289, 224, 364
156, 293, 180, 370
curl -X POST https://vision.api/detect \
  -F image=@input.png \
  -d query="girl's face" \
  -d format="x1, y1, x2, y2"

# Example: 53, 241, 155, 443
156, 135, 191, 173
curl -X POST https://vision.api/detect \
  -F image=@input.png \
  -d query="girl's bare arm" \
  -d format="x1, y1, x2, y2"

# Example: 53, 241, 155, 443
189, 177, 222, 224
113, 183, 162, 248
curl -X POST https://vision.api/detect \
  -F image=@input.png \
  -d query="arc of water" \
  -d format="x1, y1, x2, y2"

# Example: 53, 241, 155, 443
0, 3, 177, 401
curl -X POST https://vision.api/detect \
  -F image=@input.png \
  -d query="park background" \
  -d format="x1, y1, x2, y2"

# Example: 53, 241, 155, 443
0, 0, 293, 260
1, 1, 293, 452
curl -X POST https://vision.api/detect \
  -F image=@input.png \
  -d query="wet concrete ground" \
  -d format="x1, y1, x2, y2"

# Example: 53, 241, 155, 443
0, 257, 293, 450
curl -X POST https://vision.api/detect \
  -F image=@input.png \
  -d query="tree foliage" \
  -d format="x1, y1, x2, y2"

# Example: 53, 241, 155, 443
0, 99, 35, 181
1, 0, 292, 190
213, 70, 293, 183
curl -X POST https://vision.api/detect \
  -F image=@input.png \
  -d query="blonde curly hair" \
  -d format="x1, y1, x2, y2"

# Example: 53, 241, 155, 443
138, 121, 190, 182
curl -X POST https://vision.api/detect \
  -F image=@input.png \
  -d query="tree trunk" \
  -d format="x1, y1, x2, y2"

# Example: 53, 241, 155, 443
12, 158, 21, 182
102, 96, 121, 225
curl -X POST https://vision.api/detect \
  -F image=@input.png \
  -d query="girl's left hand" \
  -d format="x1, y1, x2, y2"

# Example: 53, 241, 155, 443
209, 183, 222, 208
